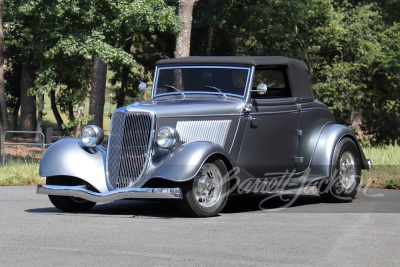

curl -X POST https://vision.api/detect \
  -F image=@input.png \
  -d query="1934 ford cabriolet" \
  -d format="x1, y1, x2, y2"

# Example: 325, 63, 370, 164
37, 56, 372, 217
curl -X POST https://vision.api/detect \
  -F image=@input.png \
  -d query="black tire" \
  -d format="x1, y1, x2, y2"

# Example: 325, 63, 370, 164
47, 176, 96, 212
318, 138, 361, 202
179, 159, 229, 217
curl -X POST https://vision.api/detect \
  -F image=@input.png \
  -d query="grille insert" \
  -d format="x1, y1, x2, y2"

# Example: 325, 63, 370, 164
107, 112, 153, 189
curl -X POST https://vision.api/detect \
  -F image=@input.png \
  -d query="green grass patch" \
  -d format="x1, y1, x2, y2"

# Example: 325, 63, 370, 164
361, 145, 400, 189
385, 179, 400, 190
0, 159, 44, 186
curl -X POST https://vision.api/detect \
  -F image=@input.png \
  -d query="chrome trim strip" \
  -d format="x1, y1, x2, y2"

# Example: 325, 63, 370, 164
245, 66, 255, 103
37, 184, 183, 202
249, 110, 299, 115
153, 65, 252, 99
157, 114, 242, 118
229, 117, 242, 153
176, 120, 232, 147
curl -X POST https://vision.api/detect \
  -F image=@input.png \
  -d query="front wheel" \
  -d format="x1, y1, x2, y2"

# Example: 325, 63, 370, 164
318, 138, 361, 202
180, 159, 229, 217
47, 176, 96, 212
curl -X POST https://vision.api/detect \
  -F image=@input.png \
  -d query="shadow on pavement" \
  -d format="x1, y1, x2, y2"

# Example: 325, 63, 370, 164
26, 188, 400, 217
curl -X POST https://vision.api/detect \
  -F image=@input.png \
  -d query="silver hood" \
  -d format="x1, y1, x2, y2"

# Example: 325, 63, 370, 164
117, 96, 245, 118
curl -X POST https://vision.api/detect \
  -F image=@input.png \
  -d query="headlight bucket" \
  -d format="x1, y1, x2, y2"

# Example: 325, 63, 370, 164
156, 126, 179, 149
81, 125, 104, 147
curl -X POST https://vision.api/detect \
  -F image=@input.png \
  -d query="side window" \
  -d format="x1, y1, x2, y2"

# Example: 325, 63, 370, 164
252, 67, 291, 98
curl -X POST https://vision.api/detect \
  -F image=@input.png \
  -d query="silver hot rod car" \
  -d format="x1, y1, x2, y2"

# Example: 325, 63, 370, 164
37, 56, 372, 217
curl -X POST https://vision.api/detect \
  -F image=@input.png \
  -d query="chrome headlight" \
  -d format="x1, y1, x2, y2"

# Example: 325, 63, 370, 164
156, 126, 179, 149
81, 125, 104, 147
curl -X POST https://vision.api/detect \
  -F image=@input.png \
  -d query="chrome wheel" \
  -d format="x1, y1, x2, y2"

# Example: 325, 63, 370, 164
193, 163, 223, 208
318, 137, 361, 202
339, 151, 356, 190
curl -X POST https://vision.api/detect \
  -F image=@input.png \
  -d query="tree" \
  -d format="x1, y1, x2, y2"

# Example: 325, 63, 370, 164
190, 0, 400, 144
175, 0, 197, 58
88, 55, 107, 128
20, 63, 36, 131
0, 0, 7, 133
16, 0, 179, 135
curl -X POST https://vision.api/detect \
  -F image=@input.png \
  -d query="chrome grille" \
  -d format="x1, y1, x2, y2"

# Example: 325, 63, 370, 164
107, 112, 153, 189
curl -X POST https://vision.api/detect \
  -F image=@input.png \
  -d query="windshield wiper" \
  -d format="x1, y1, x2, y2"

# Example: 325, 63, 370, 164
165, 84, 185, 98
205, 85, 227, 99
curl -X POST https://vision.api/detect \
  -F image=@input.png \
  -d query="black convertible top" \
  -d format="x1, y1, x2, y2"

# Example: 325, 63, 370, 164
156, 56, 314, 101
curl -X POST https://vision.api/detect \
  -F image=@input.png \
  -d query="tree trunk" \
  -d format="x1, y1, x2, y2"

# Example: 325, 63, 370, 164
207, 26, 214, 56
117, 66, 129, 108
50, 90, 64, 130
35, 91, 44, 141
11, 97, 20, 131
116, 39, 132, 108
68, 102, 74, 122
0, 0, 7, 132
304, 49, 314, 82
174, 0, 196, 58
88, 55, 107, 128
20, 63, 37, 131
75, 90, 87, 137
351, 108, 363, 136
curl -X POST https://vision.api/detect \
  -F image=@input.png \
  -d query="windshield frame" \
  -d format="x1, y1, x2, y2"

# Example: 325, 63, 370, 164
152, 65, 252, 99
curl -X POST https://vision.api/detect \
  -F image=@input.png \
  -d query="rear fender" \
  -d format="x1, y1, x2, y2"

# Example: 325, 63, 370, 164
310, 124, 369, 177
39, 138, 108, 193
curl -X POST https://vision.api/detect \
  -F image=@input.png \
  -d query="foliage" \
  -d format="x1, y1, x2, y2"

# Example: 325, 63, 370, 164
3, 0, 400, 144
385, 179, 400, 189
4, 0, 179, 133
191, 0, 400, 145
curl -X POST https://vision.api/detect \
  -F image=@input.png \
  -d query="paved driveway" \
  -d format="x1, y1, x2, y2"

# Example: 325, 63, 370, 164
0, 186, 399, 266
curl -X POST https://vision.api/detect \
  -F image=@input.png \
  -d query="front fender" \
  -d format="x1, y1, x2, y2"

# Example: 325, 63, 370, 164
310, 124, 369, 177
141, 141, 235, 185
39, 138, 108, 193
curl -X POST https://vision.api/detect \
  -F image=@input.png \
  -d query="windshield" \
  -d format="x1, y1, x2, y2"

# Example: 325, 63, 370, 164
154, 66, 251, 98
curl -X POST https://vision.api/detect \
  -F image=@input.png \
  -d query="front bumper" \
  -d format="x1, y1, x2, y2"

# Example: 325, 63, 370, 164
37, 185, 183, 203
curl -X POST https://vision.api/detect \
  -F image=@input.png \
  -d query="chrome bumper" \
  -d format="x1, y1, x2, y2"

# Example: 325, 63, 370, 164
37, 184, 183, 203
367, 159, 373, 169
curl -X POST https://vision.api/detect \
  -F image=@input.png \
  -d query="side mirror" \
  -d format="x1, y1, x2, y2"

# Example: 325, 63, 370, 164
251, 83, 268, 95
139, 82, 147, 91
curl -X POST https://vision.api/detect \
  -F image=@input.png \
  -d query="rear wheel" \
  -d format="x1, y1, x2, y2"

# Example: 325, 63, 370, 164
47, 176, 96, 212
318, 138, 361, 202
180, 159, 229, 217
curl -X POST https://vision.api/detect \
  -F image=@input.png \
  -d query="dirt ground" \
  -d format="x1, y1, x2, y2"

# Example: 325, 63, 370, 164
1, 136, 46, 163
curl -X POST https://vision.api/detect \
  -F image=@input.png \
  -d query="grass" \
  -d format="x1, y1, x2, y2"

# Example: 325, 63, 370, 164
0, 159, 44, 186
361, 145, 400, 189
1, 145, 399, 188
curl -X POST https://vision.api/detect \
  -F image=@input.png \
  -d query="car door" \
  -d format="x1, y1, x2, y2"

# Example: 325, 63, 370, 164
237, 67, 300, 178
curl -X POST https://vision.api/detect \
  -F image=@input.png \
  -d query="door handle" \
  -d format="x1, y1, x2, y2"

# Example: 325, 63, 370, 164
247, 115, 260, 122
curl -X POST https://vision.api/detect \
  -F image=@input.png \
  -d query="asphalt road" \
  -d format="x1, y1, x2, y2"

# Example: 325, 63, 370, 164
1, 186, 399, 266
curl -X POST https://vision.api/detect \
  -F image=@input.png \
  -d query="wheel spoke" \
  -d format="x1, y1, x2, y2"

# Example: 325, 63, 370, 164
339, 151, 356, 190
193, 163, 223, 208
